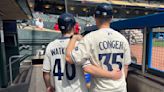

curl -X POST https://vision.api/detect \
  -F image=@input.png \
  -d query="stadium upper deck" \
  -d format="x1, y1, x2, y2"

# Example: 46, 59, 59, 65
32, 0, 164, 18
77, 0, 164, 8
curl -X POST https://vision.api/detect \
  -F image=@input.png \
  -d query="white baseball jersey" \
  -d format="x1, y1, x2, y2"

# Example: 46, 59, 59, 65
71, 28, 131, 92
43, 37, 88, 92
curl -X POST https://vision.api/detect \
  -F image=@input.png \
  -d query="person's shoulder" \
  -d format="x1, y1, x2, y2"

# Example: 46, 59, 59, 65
46, 40, 57, 48
109, 28, 116, 31
84, 29, 100, 37
111, 29, 124, 36
110, 28, 128, 40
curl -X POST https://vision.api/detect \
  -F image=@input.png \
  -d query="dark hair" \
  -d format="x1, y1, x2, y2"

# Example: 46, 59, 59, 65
96, 17, 112, 26
61, 27, 74, 34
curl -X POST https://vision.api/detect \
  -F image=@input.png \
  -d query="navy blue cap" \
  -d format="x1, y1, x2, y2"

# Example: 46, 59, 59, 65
58, 13, 76, 33
94, 3, 113, 18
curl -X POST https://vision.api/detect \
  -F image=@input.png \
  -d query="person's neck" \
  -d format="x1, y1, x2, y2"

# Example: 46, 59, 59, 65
98, 23, 110, 29
62, 33, 74, 37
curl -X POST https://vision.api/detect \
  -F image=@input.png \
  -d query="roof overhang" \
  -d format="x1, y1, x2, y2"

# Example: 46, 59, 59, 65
0, 0, 32, 20
33, 0, 164, 18
111, 12, 164, 30
82, 12, 164, 34
76, 0, 164, 9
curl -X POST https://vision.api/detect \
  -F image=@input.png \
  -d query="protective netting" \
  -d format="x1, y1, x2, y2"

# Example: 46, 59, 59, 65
151, 32, 164, 71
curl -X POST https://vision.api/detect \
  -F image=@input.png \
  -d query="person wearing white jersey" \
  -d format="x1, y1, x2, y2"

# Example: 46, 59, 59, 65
43, 13, 122, 92
66, 3, 131, 92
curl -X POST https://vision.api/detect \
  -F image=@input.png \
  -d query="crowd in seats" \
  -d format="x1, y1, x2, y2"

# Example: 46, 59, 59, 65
32, 12, 94, 33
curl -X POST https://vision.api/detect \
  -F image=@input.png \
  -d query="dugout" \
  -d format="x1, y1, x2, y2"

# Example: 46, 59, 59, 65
0, 0, 32, 88
110, 12, 164, 92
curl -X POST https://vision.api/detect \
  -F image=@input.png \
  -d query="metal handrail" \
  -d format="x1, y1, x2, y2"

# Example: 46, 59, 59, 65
9, 54, 31, 85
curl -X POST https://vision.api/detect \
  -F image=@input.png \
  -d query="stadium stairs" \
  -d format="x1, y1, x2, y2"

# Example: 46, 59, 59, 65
127, 67, 164, 92
0, 62, 33, 92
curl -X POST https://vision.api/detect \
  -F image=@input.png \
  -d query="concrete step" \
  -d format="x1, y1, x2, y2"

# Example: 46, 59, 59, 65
28, 65, 47, 92
20, 60, 32, 66
14, 65, 32, 84
0, 66, 33, 92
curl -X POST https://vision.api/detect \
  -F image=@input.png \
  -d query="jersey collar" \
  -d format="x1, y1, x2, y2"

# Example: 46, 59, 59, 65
58, 36, 72, 39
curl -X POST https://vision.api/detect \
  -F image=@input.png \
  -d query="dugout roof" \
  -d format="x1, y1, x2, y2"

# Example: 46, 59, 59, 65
0, 0, 32, 20
111, 12, 164, 30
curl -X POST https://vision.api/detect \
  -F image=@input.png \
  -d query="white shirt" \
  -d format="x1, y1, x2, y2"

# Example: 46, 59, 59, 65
71, 28, 131, 92
35, 20, 43, 28
43, 37, 88, 92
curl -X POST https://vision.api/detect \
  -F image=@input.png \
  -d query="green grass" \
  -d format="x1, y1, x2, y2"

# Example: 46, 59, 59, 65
153, 40, 164, 47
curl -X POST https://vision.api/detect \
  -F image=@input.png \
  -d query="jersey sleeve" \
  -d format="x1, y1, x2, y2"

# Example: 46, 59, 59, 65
42, 45, 51, 72
71, 34, 92, 65
123, 40, 131, 65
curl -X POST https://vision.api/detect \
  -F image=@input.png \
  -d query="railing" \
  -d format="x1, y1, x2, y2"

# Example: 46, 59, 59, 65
19, 39, 52, 45
8, 54, 31, 85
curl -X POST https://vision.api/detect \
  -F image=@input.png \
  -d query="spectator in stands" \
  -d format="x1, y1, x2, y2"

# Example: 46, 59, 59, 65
35, 18, 44, 29
54, 23, 60, 31
74, 22, 81, 34
36, 45, 46, 59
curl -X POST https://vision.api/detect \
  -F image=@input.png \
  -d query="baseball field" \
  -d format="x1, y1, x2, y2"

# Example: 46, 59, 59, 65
130, 40, 164, 71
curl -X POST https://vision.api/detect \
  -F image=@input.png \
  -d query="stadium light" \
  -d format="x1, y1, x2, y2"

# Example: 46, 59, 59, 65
29, 2, 33, 8
145, 12, 148, 15
83, 8, 87, 12
126, 11, 130, 14
44, 4, 50, 9
70, 7, 75, 11
57, 6, 63, 10
114, 10, 117, 13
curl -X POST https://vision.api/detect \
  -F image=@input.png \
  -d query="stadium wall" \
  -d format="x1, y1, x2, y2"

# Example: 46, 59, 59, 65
127, 73, 164, 92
